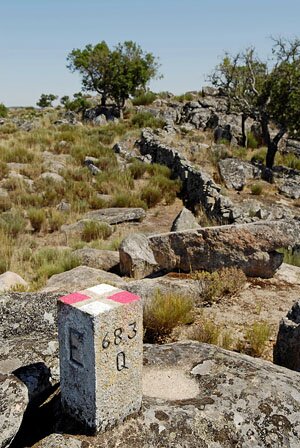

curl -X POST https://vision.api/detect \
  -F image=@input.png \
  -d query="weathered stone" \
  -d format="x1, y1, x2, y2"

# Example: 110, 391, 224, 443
42, 266, 125, 293
119, 233, 158, 279
274, 300, 300, 371
42, 151, 71, 174
56, 201, 71, 212
33, 342, 300, 447
72, 248, 119, 272
170, 207, 200, 231
0, 374, 28, 448
284, 138, 300, 158
0, 292, 61, 382
120, 222, 290, 279
34, 434, 88, 448
218, 158, 261, 190
0, 271, 28, 292
278, 178, 300, 199
84, 207, 146, 224
125, 276, 203, 305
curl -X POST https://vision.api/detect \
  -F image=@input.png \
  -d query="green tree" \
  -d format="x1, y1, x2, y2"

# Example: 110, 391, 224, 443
36, 93, 58, 108
67, 40, 161, 117
60, 92, 91, 113
210, 38, 300, 171
0, 103, 8, 118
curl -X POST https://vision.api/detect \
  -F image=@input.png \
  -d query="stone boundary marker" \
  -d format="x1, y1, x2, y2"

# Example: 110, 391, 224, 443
57, 284, 142, 432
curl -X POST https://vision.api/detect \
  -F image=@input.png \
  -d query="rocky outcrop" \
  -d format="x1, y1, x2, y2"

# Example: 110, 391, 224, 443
138, 128, 236, 222
274, 300, 300, 371
170, 207, 200, 231
218, 158, 261, 190
278, 179, 300, 199
32, 342, 300, 447
120, 222, 290, 279
284, 138, 300, 158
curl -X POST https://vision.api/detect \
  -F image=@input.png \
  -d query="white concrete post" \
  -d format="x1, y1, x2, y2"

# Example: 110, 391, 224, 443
57, 284, 142, 432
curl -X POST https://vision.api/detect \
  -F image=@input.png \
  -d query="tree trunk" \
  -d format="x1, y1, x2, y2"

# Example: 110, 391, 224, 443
101, 94, 107, 107
266, 141, 278, 169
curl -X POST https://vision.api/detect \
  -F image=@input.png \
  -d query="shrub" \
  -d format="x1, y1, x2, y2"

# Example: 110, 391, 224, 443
0, 228, 13, 273
0, 211, 26, 237
132, 91, 157, 106
81, 221, 112, 242
143, 290, 194, 342
250, 147, 267, 163
146, 163, 171, 178
0, 161, 8, 179
111, 192, 147, 210
192, 267, 247, 304
28, 208, 46, 232
31, 248, 80, 288
140, 185, 161, 207
173, 93, 194, 102
0, 103, 8, 118
188, 320, 221, 345
246, 132, 258, 149
129, 160, 147, 179
251, 183, 263, 195
148, 174, 181, 205
47, 209, 66, 232
131, 111, 165, 129
244, 321, 271, 357
276, 153, 300, 170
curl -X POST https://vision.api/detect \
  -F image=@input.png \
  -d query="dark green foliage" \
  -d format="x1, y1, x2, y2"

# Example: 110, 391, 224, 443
60, 92, 92, 113
132, 91, 157, 105
131, 111, 165, 129
36, 93, 58, 108
210, 38, 300, 169
0, 103, 8, 117
67, 40, 161, 114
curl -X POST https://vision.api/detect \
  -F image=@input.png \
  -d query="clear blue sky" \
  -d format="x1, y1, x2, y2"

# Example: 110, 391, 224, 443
1, 0, 300, 106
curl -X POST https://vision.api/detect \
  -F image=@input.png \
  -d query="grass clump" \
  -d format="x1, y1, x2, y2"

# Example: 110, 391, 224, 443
0, 228, 14, 274
132, 91, 157, 106
244, 321, 271, 357
251, 183, 263, 195
192, 267, 247, 304
246, 132, 258, 149
173, 92, 194, 102
140, 185, 161, 207
129, 160, 148, 179
111, 192, 147, 210
276, 153, 300, 170
31, 248, 81, 289
131, 111, 165, 129
47, 209, 67, 232
0, 211, 26, 237
143, 290, 194, 342
81, 221, 112, 242
28, 208, 46, 232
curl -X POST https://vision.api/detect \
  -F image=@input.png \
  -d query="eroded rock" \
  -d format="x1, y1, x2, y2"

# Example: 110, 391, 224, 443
0, 374, 28, 448
170, 207, 201, 231
84, 207, 146, 224
120, 221, 290, 279
72, 248, 119, 272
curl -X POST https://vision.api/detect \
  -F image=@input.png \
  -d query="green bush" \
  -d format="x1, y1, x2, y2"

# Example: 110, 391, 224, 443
143, 290, 194, 342
81, 221, 112, 242
0, 211, 26, 237
173, 93, 194, 102
129, 160, 147, 179
140, 185, 161, 207
132, 91, 157, 106
0, 103, 8, 118
47, 209, 66, 232
192, 267, 247, 304
251, 183, 263, 195
245, 321, 271, 357
111, 192, 147, 210
28, 208, 46, 232
131, 111, 165, 129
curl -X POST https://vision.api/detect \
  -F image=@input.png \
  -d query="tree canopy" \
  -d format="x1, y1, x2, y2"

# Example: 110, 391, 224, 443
210, 38, 300, 170
67, 40, 161, 115
36, 93, 58, 108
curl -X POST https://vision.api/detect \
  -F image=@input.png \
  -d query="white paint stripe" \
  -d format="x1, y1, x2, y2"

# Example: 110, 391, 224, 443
80, 301, 114, 316
86, 284, 118, 296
